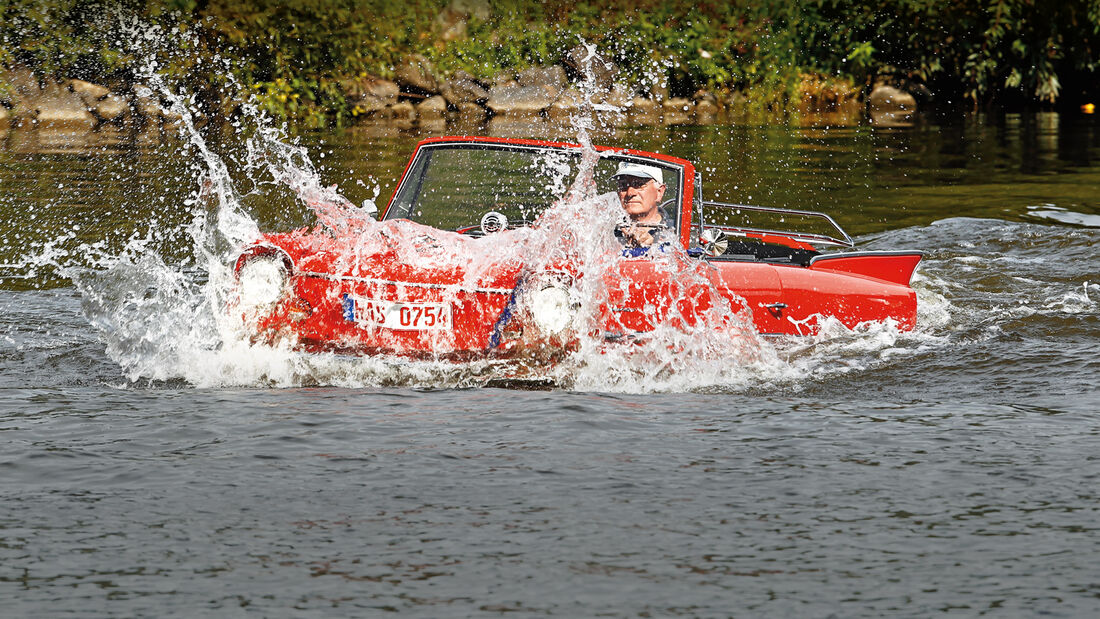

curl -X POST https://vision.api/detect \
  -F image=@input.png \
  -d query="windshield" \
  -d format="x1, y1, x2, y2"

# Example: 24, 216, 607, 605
384, 144, 683, 233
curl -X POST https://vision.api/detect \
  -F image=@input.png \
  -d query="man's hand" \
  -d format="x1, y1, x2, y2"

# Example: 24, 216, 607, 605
618, 222, 661, 248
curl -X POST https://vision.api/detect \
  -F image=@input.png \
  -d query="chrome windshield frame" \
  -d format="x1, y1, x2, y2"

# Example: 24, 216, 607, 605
700, 201, 855, 248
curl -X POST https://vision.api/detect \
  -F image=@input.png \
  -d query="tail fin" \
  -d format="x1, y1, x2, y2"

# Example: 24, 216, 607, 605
809, 252, 922, 286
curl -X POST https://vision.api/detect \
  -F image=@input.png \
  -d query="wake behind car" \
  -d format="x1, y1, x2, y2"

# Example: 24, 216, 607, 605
231, 136, 921, 357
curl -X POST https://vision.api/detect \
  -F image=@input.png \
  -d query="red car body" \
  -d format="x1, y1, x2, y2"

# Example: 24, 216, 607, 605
232, 136, 920, 357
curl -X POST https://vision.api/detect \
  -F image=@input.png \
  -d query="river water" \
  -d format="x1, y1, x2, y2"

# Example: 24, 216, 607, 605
2, 111, 1098, 616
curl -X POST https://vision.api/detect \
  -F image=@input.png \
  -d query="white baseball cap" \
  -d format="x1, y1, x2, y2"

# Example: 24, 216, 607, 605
611, 161, 664, 185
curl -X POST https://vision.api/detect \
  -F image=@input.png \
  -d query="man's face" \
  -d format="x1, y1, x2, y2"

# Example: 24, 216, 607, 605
616, 175, 667, 222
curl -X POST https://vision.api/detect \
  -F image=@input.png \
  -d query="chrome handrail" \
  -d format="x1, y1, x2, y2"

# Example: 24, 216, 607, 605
700, 201, 854, 248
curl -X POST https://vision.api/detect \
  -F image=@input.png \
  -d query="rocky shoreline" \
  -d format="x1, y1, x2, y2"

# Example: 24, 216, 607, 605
1, 49, 921, 135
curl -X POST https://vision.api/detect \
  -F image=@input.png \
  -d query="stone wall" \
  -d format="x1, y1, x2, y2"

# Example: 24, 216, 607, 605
1, 66, 181, 133
2, 52, 921, 137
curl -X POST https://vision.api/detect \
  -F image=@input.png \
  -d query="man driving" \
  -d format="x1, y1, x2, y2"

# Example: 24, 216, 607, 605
612, 161, 675, 250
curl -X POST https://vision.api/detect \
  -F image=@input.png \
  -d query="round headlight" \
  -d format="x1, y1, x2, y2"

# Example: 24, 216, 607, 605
236, 256, 288, 309
528, 282, 574, 335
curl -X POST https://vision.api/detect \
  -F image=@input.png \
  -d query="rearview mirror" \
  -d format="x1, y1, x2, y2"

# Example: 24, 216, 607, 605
700, 228, 728, 257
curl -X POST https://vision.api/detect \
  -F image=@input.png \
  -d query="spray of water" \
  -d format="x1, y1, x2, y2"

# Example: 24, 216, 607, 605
4, 18, 953, 392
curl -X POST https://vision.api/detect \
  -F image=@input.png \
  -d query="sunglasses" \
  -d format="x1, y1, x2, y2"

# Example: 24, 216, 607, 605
615, 176, 653, 190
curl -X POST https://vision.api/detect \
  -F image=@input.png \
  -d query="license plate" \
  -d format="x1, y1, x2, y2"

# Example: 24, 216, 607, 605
343, 295, 452, 330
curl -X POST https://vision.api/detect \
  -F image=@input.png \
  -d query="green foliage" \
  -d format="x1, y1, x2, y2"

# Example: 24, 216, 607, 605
431, 2, 564, 77
2, 0, 1098, 127
197, 0, 444, 127
793, 0, 1100, 105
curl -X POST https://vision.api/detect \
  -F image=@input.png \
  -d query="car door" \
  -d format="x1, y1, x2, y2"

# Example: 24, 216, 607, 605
602, 255, 786, 336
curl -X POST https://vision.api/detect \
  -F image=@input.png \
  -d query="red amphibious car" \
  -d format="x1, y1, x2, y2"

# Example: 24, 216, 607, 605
231, 136, 921, 357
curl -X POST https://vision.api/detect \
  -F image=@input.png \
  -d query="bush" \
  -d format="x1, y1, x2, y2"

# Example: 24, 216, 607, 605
2, 0, 1097, 127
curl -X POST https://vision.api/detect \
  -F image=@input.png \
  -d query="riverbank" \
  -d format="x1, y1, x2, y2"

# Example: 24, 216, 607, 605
3, 1, 1095, 135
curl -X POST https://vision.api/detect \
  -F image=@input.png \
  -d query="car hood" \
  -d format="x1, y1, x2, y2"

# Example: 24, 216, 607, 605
254, 219, 527, 293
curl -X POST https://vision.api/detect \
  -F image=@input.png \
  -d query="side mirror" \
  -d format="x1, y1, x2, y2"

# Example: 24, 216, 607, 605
700, 228, 728, 257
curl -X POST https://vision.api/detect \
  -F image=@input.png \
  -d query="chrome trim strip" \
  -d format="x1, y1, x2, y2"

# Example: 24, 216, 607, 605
298, 271, 513, 295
